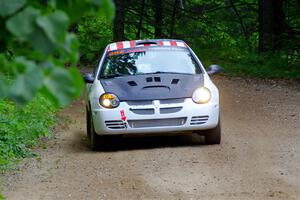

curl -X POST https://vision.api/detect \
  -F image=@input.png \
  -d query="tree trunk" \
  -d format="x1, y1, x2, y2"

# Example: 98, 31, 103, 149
154, 0, 163, 38
259, 0, 285, 53
272, 0, 285, 51
136, 0, 146, 39
69, 23, 77, 33
40, 0, 47, 6
297, 0, 300, 8
259, 0, 273, 53
228, 0, 251, 51
113, 0, 125, 41
169, 0, 178, 38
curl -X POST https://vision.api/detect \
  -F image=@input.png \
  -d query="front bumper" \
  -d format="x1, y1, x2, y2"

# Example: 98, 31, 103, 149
91, 98, 219, 135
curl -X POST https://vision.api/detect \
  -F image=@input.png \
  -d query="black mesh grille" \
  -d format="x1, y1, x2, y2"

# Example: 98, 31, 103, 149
130, 108, 155, 115
126, 100, 153, 106
160, 107, 182, 114
128, 117, 187, 128
190, 116, 209, 125
105, 120, 127, 129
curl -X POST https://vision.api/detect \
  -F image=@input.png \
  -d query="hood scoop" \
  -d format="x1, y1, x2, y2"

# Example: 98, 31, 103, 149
140, 85, 170, 96
127, 81, 137, 86
100, 74, 204, 101
146, 77, 161, 82
171, 78, 179, 84
143, 85, 170, 89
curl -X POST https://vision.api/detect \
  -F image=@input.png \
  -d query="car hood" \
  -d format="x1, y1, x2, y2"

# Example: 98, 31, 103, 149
100, 74, 204, 101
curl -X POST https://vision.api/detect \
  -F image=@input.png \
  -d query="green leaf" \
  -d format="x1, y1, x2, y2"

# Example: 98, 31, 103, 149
55, 0, 90, 23
96, 0, 115, 20
6, 6, 40, 38
0, 75, 8, 98
0, 0, 26, 17
42, 67, 83, 107
9, 57, 43, 104
0, 54, 11, 98
47, 0, 56, 8
69, 68, 84, 98
27, 27, 55, 55
6, 6, 56, 54
0, 192, 5, 200
36, 10, 69, 43
0, 53, 10, 74
61, 33, 79, 64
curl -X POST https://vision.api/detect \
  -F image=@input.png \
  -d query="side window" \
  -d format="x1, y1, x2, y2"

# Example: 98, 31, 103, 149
93, 64, 98, 77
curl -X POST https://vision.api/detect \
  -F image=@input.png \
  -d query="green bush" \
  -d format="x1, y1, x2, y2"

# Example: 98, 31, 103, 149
0, 94, 58, 170
194, 46, 300, 79
78, 13, 113, 63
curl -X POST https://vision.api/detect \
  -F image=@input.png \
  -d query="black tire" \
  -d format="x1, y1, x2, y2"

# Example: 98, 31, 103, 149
204, 117, 221, 145
87, 110, 103, 151
86, 107, 91, 138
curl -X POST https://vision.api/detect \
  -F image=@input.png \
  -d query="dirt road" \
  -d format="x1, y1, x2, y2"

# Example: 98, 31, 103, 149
1, 76, 300, 200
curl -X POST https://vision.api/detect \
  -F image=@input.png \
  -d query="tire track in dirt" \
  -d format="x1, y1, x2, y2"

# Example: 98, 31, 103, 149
1, 76, 300, 200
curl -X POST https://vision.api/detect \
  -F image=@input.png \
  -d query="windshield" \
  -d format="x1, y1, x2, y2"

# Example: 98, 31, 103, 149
100, 47, 202, 78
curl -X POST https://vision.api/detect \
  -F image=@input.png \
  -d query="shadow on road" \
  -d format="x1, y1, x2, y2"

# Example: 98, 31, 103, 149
72, 131, 206, 152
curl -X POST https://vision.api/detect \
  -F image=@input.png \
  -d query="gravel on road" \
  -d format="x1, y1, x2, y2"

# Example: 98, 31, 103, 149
1, 76, 300, 200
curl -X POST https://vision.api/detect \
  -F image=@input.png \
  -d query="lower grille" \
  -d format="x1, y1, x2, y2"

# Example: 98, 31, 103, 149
128, 117, 187, 128
105, 120, 127, 129
190, 116, 209, 125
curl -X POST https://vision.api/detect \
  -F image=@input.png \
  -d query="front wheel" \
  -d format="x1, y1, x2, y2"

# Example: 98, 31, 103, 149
87, 111, 103, 150
203, 117, 221, 145
86, 107, 91, 138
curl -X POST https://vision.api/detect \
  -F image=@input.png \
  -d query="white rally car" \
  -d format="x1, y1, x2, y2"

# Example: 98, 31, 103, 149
84, 39, 221, 150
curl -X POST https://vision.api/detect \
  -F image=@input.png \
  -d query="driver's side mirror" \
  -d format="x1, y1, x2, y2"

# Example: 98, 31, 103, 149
207, 64, 222, 75
83, 73, 95, 83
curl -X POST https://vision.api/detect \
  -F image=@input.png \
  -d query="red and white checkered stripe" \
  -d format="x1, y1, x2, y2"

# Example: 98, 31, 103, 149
107, 40, 187, 52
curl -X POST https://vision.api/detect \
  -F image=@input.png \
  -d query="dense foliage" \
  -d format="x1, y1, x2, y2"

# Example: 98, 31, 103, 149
0, 95, 57, 170
77, 0, 300, 78
0, 0, 113, 179
78, 13, 113, 63
0, 0, 114, 106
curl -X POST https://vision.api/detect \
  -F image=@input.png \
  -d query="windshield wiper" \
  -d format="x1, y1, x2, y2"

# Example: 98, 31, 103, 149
137, 71, 193, 75
100, 73, 127, 79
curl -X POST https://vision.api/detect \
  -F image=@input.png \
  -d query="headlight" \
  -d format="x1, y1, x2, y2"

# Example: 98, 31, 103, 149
99, 93, 120, 108
192, 87, 211, 104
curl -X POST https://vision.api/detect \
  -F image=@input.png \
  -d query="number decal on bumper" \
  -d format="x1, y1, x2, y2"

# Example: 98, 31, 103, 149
120, 110, 127, 121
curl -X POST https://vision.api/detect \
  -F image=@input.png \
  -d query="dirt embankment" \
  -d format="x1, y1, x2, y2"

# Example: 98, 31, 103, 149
1, 76, 300, 200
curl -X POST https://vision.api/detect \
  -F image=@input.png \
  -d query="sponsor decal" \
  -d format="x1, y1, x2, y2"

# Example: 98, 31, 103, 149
120, 110, 127, 121
108, 50, 125, 56
108, 46, 186, 57
107, 40, 187, 53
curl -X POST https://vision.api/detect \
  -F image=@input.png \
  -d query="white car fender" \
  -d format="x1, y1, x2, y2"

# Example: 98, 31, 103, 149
203, 73, 220, 109
88, 80, 105, 111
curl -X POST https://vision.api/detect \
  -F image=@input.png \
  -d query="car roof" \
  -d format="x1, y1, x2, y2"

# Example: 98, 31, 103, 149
106, 39, 188, 52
